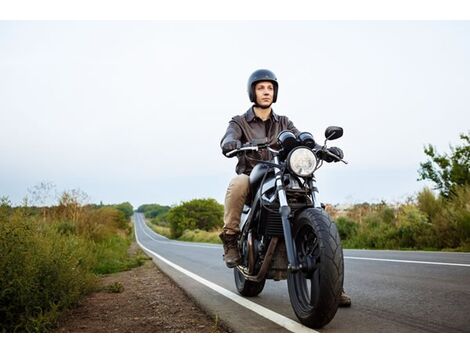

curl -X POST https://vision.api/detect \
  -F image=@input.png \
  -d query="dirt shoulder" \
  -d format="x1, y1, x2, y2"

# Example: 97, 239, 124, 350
55, 246, 228, 333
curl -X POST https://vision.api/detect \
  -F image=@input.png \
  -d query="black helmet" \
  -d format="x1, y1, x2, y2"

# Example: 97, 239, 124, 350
247, 69, 278, 103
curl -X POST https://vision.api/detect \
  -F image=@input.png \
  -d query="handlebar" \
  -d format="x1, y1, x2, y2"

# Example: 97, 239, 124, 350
226, 141, 348, 164
225, 143, 279, 157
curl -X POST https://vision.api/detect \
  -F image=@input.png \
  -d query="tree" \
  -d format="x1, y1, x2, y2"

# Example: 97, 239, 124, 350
137, 203, 171, 225
166, 198, 223, 237
113, 202, 134, 220
418, 131, 470, 198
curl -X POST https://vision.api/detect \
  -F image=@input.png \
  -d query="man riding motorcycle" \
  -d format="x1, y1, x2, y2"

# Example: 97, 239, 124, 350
219, 69, 352, 307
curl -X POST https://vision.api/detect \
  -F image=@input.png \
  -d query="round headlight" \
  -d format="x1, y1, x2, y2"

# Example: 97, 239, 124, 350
288, 147, 317, 177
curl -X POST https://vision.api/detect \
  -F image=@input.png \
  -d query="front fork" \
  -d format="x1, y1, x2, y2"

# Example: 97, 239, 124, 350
273, 156, 300, 272
273, 157, 322, 273
308, 178, 322, 208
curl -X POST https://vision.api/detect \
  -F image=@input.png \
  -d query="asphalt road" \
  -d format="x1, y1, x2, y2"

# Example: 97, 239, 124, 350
133, 213, 470, 333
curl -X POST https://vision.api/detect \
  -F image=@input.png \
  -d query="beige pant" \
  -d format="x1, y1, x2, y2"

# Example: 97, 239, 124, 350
223, 174, 250, 235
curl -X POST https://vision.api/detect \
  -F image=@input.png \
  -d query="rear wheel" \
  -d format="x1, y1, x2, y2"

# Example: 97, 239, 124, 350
233, 234, 265, 297
234, 267, 266, 297
287, 208, 343, 329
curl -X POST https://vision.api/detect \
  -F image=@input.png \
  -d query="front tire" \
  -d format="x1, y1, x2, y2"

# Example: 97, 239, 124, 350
287, 208, 344, 329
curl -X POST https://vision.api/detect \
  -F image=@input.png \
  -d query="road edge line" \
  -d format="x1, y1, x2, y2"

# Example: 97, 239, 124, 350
345, 256, 470, 267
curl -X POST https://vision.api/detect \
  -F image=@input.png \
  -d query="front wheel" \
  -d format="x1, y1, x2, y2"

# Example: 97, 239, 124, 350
287, 208, 344, 329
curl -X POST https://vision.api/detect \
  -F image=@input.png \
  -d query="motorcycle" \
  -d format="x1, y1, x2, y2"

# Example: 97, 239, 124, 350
225, 126, 347, 329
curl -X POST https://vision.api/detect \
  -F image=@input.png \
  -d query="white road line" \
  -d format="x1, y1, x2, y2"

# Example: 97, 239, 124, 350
133, 217, 317, 333
345, 256, 470, 267
345, 248, 470, 255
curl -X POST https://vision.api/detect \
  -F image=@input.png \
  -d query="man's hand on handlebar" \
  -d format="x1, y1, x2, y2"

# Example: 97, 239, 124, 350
318, 146, 344, 163
222, 140, 241, 157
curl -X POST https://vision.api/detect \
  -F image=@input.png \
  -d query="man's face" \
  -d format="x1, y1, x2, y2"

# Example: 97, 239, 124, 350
254, 81, 274, 108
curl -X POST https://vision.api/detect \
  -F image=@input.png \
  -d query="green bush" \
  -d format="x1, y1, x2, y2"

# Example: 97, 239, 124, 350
113, 202, 134, 220
335, 216, 358, 241
417, 187, 441, 222
166, 198, 223, 237
395, 205, 434, 249
92, 235, 146, 275
431, 185, 470, 250
0, 211, 95, 332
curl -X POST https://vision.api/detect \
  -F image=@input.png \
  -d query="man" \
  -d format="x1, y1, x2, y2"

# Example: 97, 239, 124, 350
219, 69, 351, 307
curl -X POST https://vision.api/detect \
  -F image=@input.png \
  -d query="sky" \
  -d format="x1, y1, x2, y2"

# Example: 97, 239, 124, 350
0, 20, 469, 208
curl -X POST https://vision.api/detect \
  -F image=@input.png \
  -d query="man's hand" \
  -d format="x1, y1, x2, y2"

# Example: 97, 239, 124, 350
319, 146, 344, 162
222, 140, 241, 157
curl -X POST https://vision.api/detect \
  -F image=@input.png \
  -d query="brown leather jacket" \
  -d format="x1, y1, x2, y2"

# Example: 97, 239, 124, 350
220, 107, 300, 175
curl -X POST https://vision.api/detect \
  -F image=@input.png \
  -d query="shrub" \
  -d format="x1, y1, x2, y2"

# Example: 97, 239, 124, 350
113, 202, 134, 220
0, 191, 142, 332
417, 188, 441, 222
166, 198, 223, 237
335, 216, 358, 241
92, 235, 146, 275
0, 211, 95, 332
395, 205, 434, 249
432, 185, 470, 249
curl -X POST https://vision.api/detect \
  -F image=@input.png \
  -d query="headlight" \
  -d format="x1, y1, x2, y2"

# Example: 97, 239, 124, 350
288, 147, 317, 177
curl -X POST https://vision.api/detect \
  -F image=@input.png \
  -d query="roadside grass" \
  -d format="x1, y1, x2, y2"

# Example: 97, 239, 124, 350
93, 232, 148, 275
148, 223, 173, 238
0, 200, 147, 332
179, 229, 221, 244
333, 186, 470, 252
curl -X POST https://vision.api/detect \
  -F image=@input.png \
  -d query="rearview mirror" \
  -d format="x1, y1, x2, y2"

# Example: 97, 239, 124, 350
324, 126, 343, 141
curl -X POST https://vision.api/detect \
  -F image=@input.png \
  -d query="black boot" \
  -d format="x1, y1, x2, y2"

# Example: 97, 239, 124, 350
219, 232, 241, 268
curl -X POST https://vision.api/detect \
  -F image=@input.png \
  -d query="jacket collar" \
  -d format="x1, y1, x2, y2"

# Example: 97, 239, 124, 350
245, 106, 279, 122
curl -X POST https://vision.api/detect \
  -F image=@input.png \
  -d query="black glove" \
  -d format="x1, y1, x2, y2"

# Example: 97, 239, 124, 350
320, 146, 344, 163
222, 140, 241, 157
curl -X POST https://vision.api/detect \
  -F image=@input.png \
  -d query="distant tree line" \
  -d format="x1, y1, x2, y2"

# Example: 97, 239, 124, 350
137, 203, 171, 226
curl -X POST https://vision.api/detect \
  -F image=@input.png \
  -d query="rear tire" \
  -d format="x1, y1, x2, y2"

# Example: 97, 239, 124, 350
234, 267, 266, 297
287, 208, 343, 329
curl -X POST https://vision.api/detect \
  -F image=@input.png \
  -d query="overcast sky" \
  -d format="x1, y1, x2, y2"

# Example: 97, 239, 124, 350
0, 21, 469, 207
